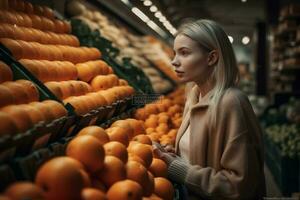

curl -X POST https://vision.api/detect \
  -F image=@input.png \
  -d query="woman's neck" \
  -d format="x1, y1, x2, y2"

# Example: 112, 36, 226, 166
195, 80, 214, 100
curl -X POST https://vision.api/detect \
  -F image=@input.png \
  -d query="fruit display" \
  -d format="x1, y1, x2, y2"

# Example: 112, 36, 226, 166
0, 0, 136, 118
66, 0, 176, 94
0, 118, 175, 200
134, 87, 185, 146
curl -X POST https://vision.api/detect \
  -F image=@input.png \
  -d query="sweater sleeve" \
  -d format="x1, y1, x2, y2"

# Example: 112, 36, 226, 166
167, 91, 264, 200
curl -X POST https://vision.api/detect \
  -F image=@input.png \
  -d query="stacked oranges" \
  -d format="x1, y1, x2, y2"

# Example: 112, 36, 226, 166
0, 0, 136, 117
1, 118, 175, 200
134, 87, 185, 146
0, 62, 68, 135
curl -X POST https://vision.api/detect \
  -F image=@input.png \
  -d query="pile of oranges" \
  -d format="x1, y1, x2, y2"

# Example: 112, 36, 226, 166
0, 0, 135, 117
1, 118, 175, 200
134, 87, 185, 146
0, 61, 68, 135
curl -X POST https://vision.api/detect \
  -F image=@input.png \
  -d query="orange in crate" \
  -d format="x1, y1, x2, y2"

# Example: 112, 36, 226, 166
104, 141, 128, 163
42, 100, 67, 119
77, 126, 109, 144
0, 111, 18, 135
153, 177, 174, 200
148, 158, 167, 178
0, 104, 33, 133
106, 127, 130, 147
15, 80, 39, 102
81, 188, 107, 200
29, 101, 55, 123
127, 142, 153, 168
35, 157, 85, 200
0, 85, 14, 108
111, 120, 134, 140
125, 161, 149, 196
66, 135, 105, 173
20, 104, 45, 124
90, 74, 119, 91
2, 81, 30, 104
96, 155, 126, 188
0, 38, 23, 59
4, 181, 45, 200
106, 180, 143, 200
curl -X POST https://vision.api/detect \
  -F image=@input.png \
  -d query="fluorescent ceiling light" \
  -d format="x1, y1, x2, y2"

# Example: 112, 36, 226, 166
131, 7, 149, 22
241, 0, 247, 2
242, 36, 250, 44
154, 11, 162, 18
143, 0, 152, 6
228, 36, 234, 43
150, 5, 158, 12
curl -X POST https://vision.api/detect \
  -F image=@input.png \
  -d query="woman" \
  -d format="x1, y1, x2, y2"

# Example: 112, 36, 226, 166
153, 19, 266, 200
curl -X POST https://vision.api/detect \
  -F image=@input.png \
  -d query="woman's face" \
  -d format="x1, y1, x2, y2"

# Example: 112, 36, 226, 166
171, 34, 213, 84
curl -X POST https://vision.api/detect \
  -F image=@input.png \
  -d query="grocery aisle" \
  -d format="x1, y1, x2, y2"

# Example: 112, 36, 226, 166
0, 0, 299, 199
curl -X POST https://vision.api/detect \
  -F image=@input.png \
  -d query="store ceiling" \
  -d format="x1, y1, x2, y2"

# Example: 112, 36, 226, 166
131, 0, 266, 43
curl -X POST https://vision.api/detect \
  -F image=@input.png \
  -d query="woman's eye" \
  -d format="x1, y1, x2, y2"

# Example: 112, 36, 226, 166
180, 50, 189, 56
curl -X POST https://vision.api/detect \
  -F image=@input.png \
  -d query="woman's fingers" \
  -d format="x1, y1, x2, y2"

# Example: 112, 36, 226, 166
164, 145, 175, 153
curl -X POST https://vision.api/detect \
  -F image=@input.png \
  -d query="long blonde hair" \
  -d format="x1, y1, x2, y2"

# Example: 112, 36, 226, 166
177, 19, 239, 128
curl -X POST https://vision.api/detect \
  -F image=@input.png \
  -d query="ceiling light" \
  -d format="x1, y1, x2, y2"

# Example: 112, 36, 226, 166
150, 5, 158, 12
241, 0, 247, 2
228, 36, 234, 43
131, 7, 149, 22
242, 36, 250, 45
143, 0, 152, 6
154, 11, 162, 18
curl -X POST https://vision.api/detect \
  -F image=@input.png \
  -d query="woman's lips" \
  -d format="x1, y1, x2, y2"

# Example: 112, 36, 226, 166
175, 70, 184, 73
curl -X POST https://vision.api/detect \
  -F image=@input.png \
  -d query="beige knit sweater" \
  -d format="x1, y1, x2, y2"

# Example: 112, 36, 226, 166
168, 86, 266, 200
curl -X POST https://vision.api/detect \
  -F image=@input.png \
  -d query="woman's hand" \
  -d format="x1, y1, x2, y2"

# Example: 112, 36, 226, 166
152, 142, 177, 166
163, 144, 175, 154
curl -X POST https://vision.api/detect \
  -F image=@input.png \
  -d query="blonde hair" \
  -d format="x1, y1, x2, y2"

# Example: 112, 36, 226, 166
177, 19, 239, 128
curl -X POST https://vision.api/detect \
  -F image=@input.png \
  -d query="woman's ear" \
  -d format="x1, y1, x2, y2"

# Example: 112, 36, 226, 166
207, 50, 218, 66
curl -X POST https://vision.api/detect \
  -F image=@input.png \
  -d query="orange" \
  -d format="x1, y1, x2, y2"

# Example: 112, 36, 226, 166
29, 101, 55, 122
54, 20, 65, 33
0, 85, 14, 108
19, 60, 41, 81
128, 154, 146, 168
134, 109, 147, 120
64, 96, 88, 115
167, 105, 182, 117
148, 133, 160, 143
142, 194, 162, 200
5, 181, 44, 200
106, 127, 130, 147
86, 92, 108, 107
42, 100, 67, 118
2, 81, 30, 104
15, 80, 39, 102
106, 180, 143, 200
97, 90, 117, 105
155, 123, 169, 134
0, 112, 18, 136
126, 161, 149, 196
148, 158, 167, 178
153, 177, 174, 200
119, 79, 128, 86
66, 135, 105, 173
104, 141, 128, 163
0, 61, 13, 83
144, 172, 155, 197
144, 117, 158, 129
96, 156, 126, 188
19, 104, 45, 124
111, 120, 134, 140
59, 81, 73, 99
146, 128, 155, 135
76, 63, 94, 82
0, 105, 33, 132
81, 188, 107, 200
126, 119, 146, 136
167, 129, 177, 138
77, 126, 109, 144
0, 38, 23, 59
132, 134, 152, 145
144, 104, 159, 116
127, 142, 153, 168
45, 81, 63, 100
43, 7, 54, 19
35, 157, 85, 200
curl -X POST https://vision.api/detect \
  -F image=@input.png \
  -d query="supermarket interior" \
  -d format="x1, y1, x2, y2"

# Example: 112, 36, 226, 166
0, 0, 299, 199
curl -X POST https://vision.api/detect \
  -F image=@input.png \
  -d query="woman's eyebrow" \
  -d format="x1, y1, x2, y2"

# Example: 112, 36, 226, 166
174, 47, 191, 52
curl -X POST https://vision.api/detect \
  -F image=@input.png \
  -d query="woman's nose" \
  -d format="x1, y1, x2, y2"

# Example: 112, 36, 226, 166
171, 57, 180, 67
